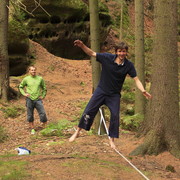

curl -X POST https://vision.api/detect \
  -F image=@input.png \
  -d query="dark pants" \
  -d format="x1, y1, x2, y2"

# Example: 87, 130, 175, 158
26, 98, 48, 123
78, 87, 120, 138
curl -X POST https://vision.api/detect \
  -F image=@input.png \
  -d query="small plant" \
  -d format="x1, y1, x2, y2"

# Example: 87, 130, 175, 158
165, 165, 176, 173
121, 113, 144, 131
80, 81, 85, 86
40, 119, 75, 137
121, 92, 135, 104
121, 78, 135, 104
48, 65, 55, 71
0, 126, 8, 143
0, 105, 25, 118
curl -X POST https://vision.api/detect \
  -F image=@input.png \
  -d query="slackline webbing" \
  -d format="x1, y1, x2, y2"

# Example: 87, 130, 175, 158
98, 108, 150, 180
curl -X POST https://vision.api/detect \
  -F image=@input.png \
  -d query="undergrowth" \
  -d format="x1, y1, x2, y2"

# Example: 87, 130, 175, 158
0, 105, 25, 119
0, 126, 8, 143
40, 119, 75, 137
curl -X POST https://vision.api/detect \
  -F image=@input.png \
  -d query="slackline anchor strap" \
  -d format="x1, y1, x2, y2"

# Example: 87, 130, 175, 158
98, 108, 150, 180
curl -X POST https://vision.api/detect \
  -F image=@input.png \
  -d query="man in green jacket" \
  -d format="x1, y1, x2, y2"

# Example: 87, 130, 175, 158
19, 66, 48, 134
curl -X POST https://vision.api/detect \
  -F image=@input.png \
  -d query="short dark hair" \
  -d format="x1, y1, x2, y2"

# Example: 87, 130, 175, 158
114, 42, 128, 52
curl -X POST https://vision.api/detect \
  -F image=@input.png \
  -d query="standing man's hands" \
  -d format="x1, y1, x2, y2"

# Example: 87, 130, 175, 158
38, 96, 44, 100
25, 93, 30, 97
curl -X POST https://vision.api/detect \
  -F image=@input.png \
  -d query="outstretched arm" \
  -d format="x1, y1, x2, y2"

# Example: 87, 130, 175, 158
74, 40, 96, 57
133, 77, 152, 99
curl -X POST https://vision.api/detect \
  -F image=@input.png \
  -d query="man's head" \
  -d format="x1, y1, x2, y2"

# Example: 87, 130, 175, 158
114, 42, 128, 61
114, 42, 128, 53
28, 66, 36, 77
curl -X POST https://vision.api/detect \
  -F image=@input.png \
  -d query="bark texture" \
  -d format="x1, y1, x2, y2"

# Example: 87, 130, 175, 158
89, 0, 105, 134
0, 0, 9, 101
131, 0, 180, 158
134, 0, 145, 115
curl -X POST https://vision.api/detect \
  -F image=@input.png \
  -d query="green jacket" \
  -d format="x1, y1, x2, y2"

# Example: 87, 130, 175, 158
19, 75, 47, 100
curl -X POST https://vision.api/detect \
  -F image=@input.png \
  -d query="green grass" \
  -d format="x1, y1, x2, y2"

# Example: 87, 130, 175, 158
0, 160, 30, 180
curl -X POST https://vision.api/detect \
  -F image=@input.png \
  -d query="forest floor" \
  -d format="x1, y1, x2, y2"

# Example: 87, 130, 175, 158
0, 41, 179, 180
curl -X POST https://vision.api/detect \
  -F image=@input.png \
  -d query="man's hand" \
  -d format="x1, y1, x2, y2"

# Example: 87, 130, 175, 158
74, 40, 84, 48
39, 96, 44, 100
73, 39, 96, 57
142, 91, 152, 99
25, 93, 30, 97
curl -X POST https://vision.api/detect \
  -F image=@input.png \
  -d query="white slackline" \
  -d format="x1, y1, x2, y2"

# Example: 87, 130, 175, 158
98, 108, 150, 180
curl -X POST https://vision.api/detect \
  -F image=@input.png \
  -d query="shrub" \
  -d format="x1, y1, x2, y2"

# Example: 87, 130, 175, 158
0, 106, 25, 119
40, 119, 75, 137
121, 113, 144, 131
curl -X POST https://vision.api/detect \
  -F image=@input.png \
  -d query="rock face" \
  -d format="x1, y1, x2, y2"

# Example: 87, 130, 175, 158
8, 18, 30, 76
22, 0, 112, 59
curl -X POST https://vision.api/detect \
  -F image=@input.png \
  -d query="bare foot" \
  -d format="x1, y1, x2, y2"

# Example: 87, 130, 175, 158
109, 137, 116, 149
69, 132, 79, 142
69, 128, 81, 142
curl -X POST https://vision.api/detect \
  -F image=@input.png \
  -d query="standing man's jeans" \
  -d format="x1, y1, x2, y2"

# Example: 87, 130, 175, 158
26, 98, 48, 123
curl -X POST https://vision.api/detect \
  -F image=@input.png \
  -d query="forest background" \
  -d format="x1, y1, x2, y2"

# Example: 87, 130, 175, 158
0, 0, 179, 179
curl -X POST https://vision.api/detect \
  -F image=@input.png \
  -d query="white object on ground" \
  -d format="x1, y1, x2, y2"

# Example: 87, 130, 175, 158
15, 147, 31, 155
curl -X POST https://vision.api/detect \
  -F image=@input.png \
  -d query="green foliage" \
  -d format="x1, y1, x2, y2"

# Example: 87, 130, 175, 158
144, 36, 153, 52
8, 18, 28, 43
124, 105, 134, 115
80, 81, 86, 86
8, 5, 29, 56
114, 1, 130, 29
121, 92, 135, 103
121, 113, 144, 131
0, 126, 8, 143
121, 78, 135, 104
0, 160, 30, 180
40, 119, 75, 137
165, 165, 176, 173
98, 1, 109, 12
119, 78, 137, 131
0, 106, 25, 119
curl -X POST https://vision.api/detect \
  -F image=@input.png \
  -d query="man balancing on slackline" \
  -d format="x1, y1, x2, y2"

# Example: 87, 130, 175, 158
69, 40, 152, 149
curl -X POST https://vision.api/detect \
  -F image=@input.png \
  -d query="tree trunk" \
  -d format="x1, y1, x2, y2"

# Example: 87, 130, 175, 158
134, 0, 145, 115
0, 0, 9, 102
119, 0, 123, 41
89, 0, 106, 134
131, 0, 180, 158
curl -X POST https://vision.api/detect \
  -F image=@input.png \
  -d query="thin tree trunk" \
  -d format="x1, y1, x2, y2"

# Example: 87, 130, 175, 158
134, 0, 145, 115
119, 0, 123, 41
89, 0, 105, 134
0, 0, 9, 102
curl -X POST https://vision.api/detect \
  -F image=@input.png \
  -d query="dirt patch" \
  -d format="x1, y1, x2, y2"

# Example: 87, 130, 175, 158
0, 41, 179, 180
